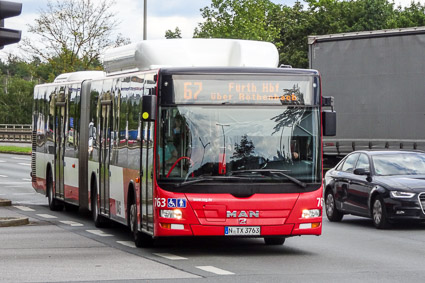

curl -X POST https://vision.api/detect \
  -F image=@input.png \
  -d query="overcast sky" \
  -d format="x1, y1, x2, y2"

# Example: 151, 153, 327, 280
0, 0, 423, 59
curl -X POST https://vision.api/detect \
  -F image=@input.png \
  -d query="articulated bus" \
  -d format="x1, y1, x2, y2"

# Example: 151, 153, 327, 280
31, 39, 336, 247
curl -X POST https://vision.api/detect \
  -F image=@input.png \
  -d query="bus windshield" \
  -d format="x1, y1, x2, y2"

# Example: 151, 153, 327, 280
157, 105, 321, 188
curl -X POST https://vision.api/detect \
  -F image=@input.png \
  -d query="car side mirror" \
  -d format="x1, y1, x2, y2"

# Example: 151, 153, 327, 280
353, 168, 369, 175
354, 168, 372, 182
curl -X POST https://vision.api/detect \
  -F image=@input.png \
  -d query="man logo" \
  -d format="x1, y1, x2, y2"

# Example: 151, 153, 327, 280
239, 218, 247, 224
227, 210, 259, 218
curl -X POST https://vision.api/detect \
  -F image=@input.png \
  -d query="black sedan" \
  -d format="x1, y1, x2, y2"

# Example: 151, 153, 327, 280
324, 150, 425, 229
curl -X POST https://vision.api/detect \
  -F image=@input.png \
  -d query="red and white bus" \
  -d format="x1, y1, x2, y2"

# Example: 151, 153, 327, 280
31, 39, 336, 247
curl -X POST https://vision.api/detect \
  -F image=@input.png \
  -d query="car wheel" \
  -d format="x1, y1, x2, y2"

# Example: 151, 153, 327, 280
264, 237, 285, 245
130, 203, 154, 248
325, 190, 343, 222
372, 195, 390, 229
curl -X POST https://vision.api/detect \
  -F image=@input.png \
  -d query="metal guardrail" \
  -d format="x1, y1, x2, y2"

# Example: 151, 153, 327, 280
0, 124, 32, 143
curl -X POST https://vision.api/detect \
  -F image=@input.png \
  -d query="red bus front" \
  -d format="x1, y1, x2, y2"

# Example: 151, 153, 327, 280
150, 69, 324, 244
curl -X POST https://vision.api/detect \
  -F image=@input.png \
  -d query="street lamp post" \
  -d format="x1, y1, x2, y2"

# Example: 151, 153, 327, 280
143, 0, 147, 40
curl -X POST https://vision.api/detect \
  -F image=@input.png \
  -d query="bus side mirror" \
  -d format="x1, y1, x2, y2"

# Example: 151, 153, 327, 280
142, 95, 157, 122
322, 110, 336, 136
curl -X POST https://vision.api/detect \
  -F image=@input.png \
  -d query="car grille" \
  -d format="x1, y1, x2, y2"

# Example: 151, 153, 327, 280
419, 193, 425, 214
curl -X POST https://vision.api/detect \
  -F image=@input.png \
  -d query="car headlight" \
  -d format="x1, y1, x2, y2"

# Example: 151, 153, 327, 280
390, 191, 415, 199
302, 209, 321, 219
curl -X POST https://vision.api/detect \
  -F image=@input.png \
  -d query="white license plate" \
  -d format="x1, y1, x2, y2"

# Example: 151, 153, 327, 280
225, 226, 261, 236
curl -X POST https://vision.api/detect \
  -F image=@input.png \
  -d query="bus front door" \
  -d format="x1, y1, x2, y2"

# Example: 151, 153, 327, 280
99, 100, 112, 216
141, 120, 154, 233
54, 97, 66, 200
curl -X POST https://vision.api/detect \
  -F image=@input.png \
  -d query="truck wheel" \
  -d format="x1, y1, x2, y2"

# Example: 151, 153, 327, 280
264, 237, 285, 245
325, 190, 343, 222
47, 173, 63, 211
372, 195, 390, 229
130, 203, 154, 248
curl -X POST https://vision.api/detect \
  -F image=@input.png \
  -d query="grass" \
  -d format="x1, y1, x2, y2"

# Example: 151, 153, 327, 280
0, 145, 32, 155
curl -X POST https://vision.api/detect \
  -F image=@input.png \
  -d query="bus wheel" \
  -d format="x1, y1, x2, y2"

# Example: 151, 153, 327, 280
47, 173, 63, 211
130, 203, 154, 248
92, 187, 106, 228
264, 237, 285, 245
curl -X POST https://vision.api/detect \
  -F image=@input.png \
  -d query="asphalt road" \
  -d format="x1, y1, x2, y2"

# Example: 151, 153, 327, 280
1, 153, 425, 283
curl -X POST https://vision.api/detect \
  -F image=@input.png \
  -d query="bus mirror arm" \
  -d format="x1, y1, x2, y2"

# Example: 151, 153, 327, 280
142, 95, 157, 122
322, 96, 334, 109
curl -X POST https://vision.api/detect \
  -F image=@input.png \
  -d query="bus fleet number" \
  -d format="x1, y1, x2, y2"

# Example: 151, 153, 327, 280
155, 198, 166, 208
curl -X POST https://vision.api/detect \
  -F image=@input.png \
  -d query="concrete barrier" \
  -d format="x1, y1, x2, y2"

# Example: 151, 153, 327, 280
0, 199, 30, 227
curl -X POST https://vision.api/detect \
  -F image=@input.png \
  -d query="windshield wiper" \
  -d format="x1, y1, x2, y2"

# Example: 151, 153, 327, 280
230, 169, 307, 188
174, 175, 251, 188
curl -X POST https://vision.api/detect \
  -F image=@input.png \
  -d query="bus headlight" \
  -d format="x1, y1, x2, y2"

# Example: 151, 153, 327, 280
302, 209, 320, 219
160, 209, 182, 220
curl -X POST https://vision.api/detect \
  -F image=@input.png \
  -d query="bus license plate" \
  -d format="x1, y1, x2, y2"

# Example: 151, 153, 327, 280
225, 226, 261, 236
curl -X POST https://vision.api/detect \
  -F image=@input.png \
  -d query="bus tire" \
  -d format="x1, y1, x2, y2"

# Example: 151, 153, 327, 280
91, 181, 107, 228
264, 237, 285, 245
130, 203, 154, 248
47, 171, 63, 211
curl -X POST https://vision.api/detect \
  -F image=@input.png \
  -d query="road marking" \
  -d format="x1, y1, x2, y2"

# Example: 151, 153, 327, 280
13, 193, 36, 195
18, 163, 31, 166
0, 175, 7, 178
12, 157, 31, 160
22, 178, 32, 182
14, 206, 35, 211
153, 253, 188, 260
36, 214, 58, 219
117, 241, 136, 248
196, 266, 234, 275
86, 230, 113, 237
0, 160, 5, 163
60, 220, 84, 227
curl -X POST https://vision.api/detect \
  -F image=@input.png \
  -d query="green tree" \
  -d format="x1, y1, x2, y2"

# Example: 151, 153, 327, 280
195, 0, 425, 69
165, 27, 182, 39
0, 76, 35, 124
21, 0, 129, 79
194, 0, 282, 46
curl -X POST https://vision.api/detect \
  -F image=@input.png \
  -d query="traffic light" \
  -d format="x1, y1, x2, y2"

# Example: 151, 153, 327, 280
0, 0, 22, 49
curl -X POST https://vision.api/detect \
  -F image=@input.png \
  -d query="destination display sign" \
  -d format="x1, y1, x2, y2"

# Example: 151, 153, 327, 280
171, 75, 314, 105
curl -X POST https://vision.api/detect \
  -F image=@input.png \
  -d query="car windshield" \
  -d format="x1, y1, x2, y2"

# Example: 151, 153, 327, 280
157, 105, 321, 188
372, 153, 425, 176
